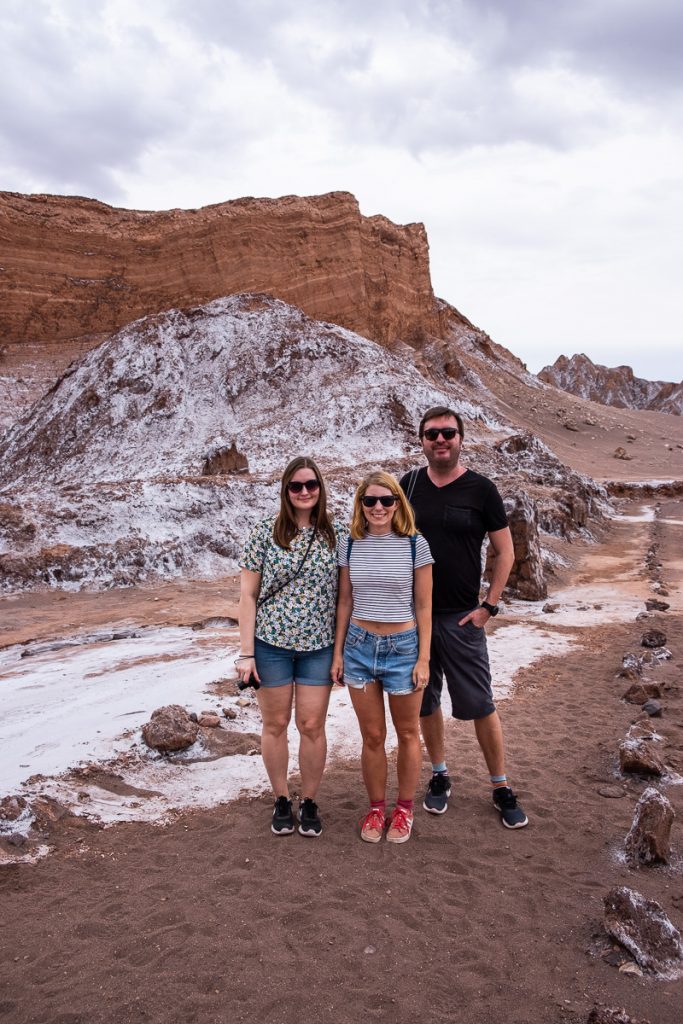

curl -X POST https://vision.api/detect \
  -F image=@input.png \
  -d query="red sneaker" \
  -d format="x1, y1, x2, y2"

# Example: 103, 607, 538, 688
386, 806, 414, 844
360, 807, 386, 843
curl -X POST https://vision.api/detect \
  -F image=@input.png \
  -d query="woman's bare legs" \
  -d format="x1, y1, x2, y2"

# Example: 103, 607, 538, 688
256, 684, 294, 796
388, 689, 423, 801
348, 683, 388, 803
294, 684, 333, 799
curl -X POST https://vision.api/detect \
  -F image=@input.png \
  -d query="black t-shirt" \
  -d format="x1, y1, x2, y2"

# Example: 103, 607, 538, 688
400, 467, 508, 613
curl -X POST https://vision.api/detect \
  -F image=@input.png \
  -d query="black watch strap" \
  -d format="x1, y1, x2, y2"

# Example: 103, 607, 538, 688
480, 600, 499, 617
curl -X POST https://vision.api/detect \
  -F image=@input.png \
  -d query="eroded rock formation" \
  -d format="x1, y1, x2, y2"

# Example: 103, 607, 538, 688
486, 490, 547, 601
539, 353, 683, 416
0, 190, 439, 356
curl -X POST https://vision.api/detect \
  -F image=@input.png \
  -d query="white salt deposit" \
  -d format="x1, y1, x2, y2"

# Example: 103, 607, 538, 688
1, 614, 577, 830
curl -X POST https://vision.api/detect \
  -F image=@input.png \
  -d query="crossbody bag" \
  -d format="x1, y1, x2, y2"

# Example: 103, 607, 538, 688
257, 527, 318, 609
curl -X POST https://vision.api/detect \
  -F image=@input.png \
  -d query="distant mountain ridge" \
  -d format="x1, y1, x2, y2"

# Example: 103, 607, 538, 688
538, 353, 683, 416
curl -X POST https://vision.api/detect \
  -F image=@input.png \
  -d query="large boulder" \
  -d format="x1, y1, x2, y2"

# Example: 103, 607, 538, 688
142, 704, 199, 752
486, 490, 547, 601
603, 887, 683, 977
624, 787, 675, 867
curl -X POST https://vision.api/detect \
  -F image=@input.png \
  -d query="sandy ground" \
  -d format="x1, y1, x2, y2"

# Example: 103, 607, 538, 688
1, 499, 682, 1024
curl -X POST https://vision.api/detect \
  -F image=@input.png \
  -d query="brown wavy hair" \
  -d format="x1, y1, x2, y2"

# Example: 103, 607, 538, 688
349, 471, 417, 541
273, 456, 336, 550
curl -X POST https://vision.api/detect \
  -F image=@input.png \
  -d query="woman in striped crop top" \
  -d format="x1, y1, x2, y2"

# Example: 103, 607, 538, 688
331, 471, 433, 844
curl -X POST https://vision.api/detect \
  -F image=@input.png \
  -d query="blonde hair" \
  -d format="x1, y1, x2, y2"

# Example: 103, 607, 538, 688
350, 471, 417, 540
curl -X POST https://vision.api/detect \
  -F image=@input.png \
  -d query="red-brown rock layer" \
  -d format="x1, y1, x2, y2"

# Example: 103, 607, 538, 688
0, 190, 439, 354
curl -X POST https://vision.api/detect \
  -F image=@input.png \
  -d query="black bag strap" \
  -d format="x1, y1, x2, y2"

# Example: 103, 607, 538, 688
257, 527, 317, 609
404, 467, 421, 504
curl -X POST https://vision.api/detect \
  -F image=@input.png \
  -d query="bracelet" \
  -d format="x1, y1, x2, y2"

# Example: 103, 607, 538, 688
237, 654, 254, 659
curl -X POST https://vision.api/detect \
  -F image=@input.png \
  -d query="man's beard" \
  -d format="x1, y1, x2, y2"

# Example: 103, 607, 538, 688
426, 446, 460, 471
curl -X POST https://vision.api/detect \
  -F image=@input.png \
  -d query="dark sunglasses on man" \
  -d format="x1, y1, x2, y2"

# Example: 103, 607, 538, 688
423, 427, 460, 441
287, 479, 320, 493
361, 495, 398, 508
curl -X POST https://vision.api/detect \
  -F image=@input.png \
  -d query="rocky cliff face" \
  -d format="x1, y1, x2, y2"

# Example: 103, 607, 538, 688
539, 354, 683, 416
0, 190, 439, 355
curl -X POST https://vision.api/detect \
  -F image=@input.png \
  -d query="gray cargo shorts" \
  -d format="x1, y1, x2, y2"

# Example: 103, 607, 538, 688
420, 610, 496, 721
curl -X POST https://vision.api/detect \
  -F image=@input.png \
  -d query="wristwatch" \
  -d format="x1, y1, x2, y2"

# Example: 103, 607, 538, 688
480, 600, 499, 617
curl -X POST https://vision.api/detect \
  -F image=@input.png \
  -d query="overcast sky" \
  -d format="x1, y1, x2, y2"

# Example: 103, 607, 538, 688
2, 0, 682, 381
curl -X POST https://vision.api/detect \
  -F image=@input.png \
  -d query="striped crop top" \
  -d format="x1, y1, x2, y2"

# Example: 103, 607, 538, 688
337, 531, 434, 622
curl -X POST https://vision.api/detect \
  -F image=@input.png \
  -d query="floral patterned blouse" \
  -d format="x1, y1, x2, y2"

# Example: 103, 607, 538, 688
240, 518, 342, 651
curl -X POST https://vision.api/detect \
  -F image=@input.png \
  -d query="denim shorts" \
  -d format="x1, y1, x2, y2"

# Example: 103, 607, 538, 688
343, 622, 418, 696
254, 638, 334, 687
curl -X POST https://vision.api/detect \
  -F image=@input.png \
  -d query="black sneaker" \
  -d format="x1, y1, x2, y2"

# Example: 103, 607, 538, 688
298, 798, 322, 837
271, 796, 295, 835
423, 773, 452, 815
492, 786, 528, 829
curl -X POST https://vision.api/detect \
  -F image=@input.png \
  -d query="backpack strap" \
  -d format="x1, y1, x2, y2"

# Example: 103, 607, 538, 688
410, 533, 417, 565
346, 536, 353, 565
404, 468, 420, 504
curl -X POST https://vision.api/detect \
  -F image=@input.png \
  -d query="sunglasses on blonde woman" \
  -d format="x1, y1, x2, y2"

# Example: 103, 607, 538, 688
361, 495, 398, 508
287, 479, 320, 493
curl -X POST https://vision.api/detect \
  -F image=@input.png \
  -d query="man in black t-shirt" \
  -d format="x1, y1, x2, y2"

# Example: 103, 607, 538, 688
400, 406, 528, 829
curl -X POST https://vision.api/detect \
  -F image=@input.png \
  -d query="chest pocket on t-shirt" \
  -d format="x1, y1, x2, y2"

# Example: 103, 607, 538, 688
443, 505, 474, 533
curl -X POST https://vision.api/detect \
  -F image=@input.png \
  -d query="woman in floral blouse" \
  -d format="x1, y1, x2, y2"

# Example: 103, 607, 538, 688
237, 456, 340, 838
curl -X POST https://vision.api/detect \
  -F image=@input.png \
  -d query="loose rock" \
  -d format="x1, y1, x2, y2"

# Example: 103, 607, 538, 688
645, 598, 669, 612
603, 886, 683, 977
641, 629, 667, 649
198, 712, 221, 728
587, 1005, 650, 1024
640, 647, 671, 665
624, 787, 675, 866
621, 682, 661, 705
597, 785, 627, 799
619, 737, 664, 777
141, 704, 199, 752
619, 653, 641, 677
223, 707, 238, 720
0, 795, 28, 821
542, 602, 559, 613
641, 699, 663, 718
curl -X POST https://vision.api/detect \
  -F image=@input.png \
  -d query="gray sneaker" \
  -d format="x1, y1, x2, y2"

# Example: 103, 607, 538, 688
423, 773, 451, 815
492, 786, 528, 829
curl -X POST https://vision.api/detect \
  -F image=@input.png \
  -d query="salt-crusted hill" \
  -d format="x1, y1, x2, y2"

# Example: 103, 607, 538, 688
0, 294, 604, 591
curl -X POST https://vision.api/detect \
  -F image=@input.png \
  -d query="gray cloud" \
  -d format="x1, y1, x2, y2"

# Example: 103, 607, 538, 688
2, 0, 682, 200
168, 0, 683, 156
0, 1, 250, 202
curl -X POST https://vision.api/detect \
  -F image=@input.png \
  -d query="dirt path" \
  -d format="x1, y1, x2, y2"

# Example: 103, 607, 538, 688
1, 502, 682, 1024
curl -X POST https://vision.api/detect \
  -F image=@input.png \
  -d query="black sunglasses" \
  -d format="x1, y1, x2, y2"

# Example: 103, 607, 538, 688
361, 495, 398, 508
287, 479, 320, 493
423, 427, 460, 441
